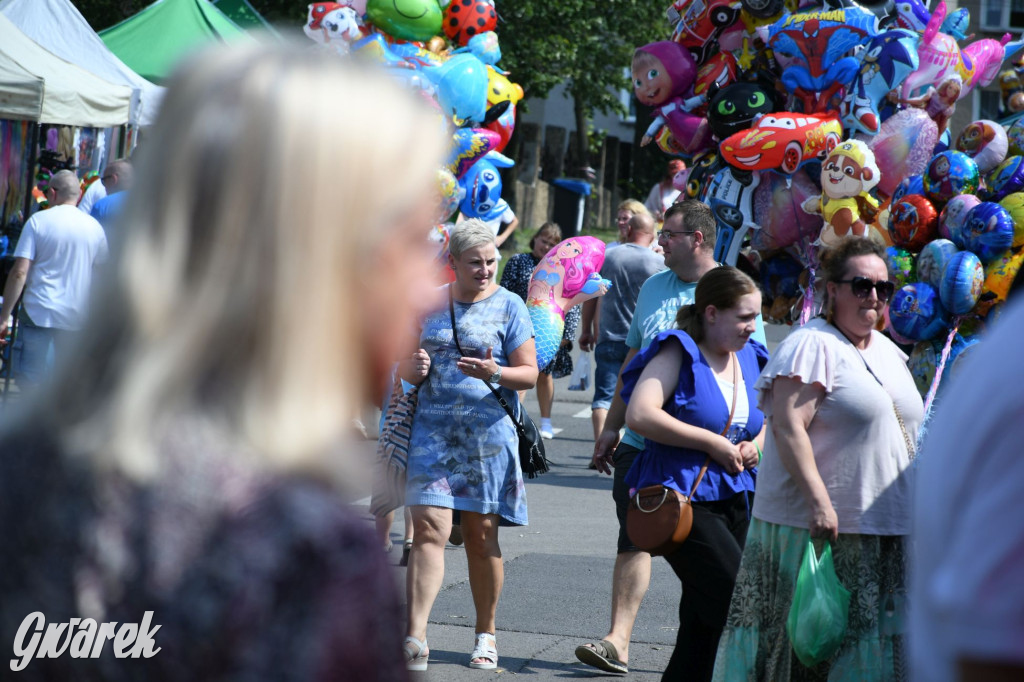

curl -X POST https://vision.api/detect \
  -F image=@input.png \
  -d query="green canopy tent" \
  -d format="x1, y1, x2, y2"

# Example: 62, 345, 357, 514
213, 0, 279, 35
99, 0, 256, 83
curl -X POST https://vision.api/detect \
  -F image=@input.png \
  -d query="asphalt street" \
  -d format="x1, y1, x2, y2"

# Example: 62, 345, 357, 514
374, 375, 678, 680
368, 324, 791, 680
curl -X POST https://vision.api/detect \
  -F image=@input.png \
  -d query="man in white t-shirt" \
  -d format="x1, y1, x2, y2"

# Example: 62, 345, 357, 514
0, 170, 108, 385
76, 173, 107, 215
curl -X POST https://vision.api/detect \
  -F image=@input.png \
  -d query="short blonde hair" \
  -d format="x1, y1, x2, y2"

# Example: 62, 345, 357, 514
450, 218, 497, 258
617, 199, 649, 217
32, 44, 444, 482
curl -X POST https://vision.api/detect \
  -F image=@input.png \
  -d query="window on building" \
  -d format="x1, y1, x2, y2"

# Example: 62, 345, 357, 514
978, 89, 1002, 121
619, 68, 637, 124
981, 0, 1024, 31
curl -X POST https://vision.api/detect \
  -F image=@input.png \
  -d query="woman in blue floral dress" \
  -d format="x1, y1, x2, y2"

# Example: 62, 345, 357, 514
401, 220, 538, 672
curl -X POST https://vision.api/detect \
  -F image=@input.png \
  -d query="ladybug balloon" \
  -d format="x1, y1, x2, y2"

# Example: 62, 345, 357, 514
444, 0, 497, 47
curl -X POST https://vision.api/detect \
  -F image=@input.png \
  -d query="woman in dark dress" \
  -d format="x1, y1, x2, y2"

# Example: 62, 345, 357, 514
500, 222, 581, 438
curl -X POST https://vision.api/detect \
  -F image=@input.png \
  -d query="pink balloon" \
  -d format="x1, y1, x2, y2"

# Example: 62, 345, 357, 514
751, 169, 824, 250
869, 108, 940, 198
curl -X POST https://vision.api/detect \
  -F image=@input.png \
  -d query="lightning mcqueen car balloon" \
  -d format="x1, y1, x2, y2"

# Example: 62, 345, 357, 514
720, 111, 843, 174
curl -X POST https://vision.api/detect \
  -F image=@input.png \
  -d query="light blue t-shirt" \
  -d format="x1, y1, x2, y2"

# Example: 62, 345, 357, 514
620, 268, 766, 450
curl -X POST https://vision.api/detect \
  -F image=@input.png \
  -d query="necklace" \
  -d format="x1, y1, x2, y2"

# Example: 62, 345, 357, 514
829, 321, 917, 460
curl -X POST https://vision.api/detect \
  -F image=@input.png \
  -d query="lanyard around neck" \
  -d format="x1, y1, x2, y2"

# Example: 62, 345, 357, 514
829, 321, 917, 460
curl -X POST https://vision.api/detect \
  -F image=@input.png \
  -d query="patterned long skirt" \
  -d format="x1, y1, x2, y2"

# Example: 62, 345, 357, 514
712, 519, 907, 682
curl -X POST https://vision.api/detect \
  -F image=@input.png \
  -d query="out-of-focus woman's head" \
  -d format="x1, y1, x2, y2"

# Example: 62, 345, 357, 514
46, 44, 446, 482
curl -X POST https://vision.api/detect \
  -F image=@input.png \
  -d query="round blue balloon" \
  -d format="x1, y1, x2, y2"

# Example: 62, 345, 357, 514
948, 333, 982, 382
939, 250, 984, 314
984, 155, 1024, 202
922, 151, 980, 205
889, 282, 950, 341
892, 174, 924, 206
961, 202, 1015, 263
917, 238, 959, 289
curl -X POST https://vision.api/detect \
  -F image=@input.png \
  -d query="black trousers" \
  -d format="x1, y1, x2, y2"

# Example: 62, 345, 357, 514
662, 492, 751, 682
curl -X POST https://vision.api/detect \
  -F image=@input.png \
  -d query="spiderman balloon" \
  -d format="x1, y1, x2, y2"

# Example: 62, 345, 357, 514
766, 5, 879, 114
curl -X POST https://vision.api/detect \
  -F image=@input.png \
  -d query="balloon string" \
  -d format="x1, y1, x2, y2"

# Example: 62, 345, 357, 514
797, 237, 819, 326
922, 316, 961, 417
800, 265, 815, 325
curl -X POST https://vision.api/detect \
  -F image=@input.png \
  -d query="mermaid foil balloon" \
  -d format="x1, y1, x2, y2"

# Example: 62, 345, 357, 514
527, 237, 611, 369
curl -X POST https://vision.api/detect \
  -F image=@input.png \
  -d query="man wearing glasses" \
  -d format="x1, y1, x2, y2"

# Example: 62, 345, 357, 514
575, 199, 766, 675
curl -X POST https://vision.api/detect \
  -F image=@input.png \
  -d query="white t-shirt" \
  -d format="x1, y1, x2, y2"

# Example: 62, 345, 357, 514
910, 299, 1024, 682
77, 180, 106, 215
752, 318, 922, 535
458, 205, 516, 238
715, 371, 749, 434
13, 205, 108, 330
644, 182, 680, 217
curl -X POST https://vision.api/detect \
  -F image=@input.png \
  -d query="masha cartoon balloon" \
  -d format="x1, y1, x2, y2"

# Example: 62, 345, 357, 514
632, 41, 712, 155
527, 237, 611, 369
803, 140, 883, 247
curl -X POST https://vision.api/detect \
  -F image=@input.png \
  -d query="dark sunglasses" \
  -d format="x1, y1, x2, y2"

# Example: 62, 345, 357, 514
835, 277, 895, 301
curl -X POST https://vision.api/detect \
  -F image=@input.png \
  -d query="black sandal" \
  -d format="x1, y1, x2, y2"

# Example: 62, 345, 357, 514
575, 640, 628, 675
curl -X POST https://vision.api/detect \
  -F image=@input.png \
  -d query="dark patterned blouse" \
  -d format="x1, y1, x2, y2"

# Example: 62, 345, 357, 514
0, 418, 407, 682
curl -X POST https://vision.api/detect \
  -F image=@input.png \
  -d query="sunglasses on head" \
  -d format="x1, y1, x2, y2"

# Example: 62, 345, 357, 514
835, 276, 895, 301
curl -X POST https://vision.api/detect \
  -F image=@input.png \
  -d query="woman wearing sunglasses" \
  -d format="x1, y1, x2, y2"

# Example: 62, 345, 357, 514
714, 237, 923, 681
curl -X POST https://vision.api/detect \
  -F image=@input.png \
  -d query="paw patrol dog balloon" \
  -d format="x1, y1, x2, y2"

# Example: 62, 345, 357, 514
803, 140, 882, 246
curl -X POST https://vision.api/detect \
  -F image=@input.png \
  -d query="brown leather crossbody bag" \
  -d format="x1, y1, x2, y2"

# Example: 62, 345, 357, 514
626, 354, 738, 556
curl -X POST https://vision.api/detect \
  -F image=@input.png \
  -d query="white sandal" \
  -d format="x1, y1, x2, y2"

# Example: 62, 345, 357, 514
469, 632, 498, 670
404, 636, 429, 671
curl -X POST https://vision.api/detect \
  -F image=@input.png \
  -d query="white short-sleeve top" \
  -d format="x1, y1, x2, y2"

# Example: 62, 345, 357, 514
752, 318, 923, 535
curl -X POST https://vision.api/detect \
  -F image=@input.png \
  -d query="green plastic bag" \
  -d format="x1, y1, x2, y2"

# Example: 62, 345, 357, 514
786, 539, 852, 667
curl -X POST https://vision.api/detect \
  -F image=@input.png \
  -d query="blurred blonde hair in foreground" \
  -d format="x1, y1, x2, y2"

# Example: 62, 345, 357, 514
17, 43, 446, 483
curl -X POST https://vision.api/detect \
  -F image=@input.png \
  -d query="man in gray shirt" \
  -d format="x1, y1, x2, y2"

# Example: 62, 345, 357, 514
579, 212, 665, 441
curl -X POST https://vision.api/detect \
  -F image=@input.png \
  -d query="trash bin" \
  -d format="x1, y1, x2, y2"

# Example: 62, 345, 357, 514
551, 178, 592, 238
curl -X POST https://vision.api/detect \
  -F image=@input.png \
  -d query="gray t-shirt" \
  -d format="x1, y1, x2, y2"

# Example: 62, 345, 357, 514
597, 243, 665, 345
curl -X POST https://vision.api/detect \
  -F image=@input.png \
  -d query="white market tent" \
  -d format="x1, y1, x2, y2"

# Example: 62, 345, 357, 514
0, 48, 43, 122
0, 13, 133, 127
0, 0, 163, 126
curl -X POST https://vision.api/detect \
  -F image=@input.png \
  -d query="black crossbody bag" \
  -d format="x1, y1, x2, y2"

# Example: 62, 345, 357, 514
448, 290, 549, 478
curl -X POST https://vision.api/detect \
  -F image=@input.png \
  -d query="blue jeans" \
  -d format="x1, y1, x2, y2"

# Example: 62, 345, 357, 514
591, 339, 629, 410
15, 320, 71, 386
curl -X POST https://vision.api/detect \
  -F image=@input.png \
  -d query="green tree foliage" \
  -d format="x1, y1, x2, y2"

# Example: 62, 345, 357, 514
77, 0, 149, 31
79, 0, 665, 182
499, 0, 665, 169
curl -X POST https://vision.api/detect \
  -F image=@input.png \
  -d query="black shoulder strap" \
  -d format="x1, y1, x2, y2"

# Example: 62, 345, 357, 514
448, 288, 527, 438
